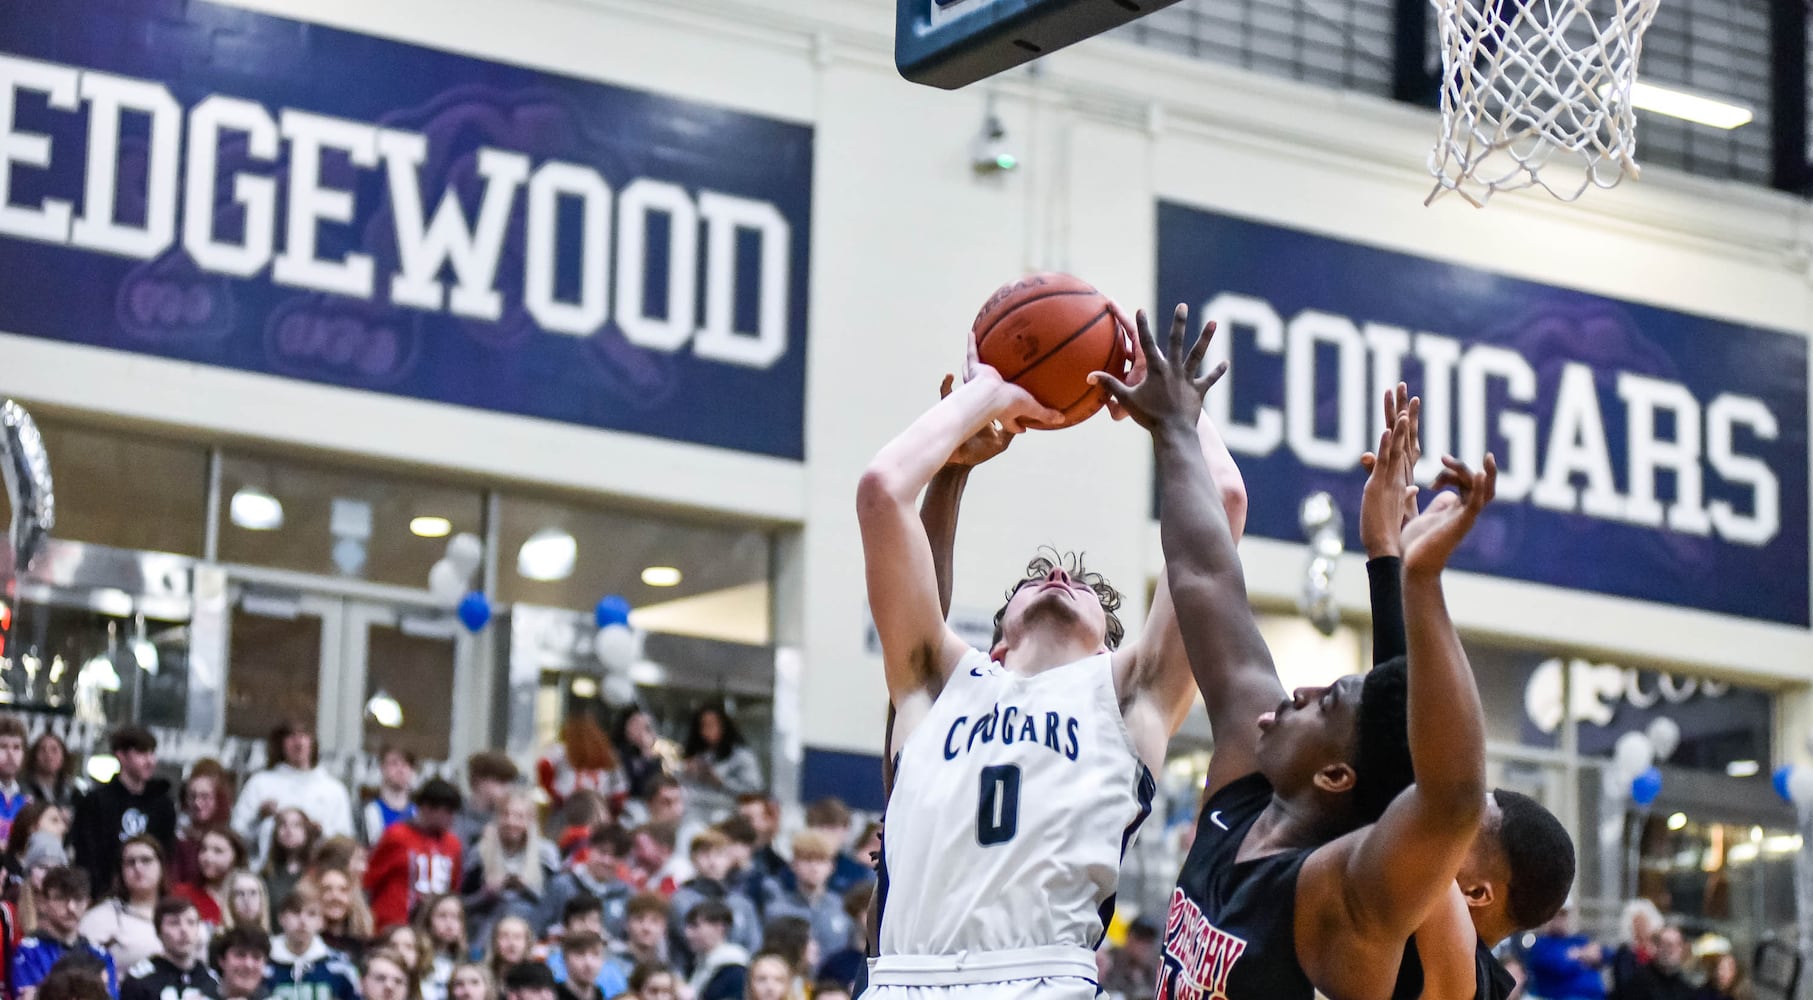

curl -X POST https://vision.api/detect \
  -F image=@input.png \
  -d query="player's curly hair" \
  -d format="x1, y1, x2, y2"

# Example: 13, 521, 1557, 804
990, 548, 1125, 651
1351, 655, 1414, 825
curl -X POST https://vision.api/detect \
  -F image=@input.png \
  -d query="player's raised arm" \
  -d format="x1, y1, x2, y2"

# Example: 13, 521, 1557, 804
857, 360, 1060, 711
1323, 438, 1494, 946
1091, 305, 1283, 797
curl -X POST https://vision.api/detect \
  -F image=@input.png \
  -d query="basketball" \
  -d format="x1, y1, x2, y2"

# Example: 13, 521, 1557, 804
972, 273, 1131, 428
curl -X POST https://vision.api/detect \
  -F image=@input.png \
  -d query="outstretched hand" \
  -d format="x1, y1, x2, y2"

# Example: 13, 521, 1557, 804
939, 374, 1014, 467
1359, 385, 1421, 559
1087, 304, 1226, 431
1402, 453, 1498, 575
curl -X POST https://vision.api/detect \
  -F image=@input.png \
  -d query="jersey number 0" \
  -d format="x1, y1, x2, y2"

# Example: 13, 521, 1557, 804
976, 764, 1021, 845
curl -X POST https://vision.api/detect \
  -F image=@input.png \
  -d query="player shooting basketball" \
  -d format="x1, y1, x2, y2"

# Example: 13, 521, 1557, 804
1091, 304, 1496, 1000
854, 309, 1238, 1000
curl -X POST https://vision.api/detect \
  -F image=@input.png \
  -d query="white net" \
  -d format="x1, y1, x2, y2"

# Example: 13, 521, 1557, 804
1426, 0, 1663, 205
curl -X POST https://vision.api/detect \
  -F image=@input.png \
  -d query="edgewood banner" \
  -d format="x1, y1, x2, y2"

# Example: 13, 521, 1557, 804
0, 0, 812, 459
1157, 202, 1810, 626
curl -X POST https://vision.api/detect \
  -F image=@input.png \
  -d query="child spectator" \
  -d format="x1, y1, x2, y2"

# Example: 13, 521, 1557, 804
223, 871, 269, 934
462, 794, 555, 945
14, 867, 117, 1000
207, 926, 270, 1000
611, 711, 675, 805
259, 810, 317, 920
22, 731, 85, 814
798, 801, 871, 897
538, 719, 626, 812
500, 963, 556, 1000
731, 798, 785, 886
307, 867, 371, 962
373, 928, 430, 1000
365, 779, 463, 929
606, 896, 668, 984
678, 708, 761, 820
755, 919, 812, 1000
447, 963, 495, 1000
761, 833, 850, 966
72, 728, 176, 895
679, 903, 745, 1000
483, 917, 536, 986
265, 888, 358, 1000
741, 952, 792, 1000
667, 830, 759, 964
0, 716, 33, 844
361, 949, 415, 1000
233, 724, 353, 861
17, 830, 72, 936
361, 748, 419, 848
171, 763, 233, 887
538, 825, 632, 939
174, 828, 246, 929
622, 963, 675, 1000
120, 897, 219, 1000
78, 836, 166, 971
625, 825, 683, 898
552, 932, 613, 1000
454, 756, 519, 854
412, 895, 466, 1000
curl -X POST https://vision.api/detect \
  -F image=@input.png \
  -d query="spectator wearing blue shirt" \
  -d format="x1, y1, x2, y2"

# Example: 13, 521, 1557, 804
264, 888, 359, 1000
541, 900, 626, 998
552, 933, 621, 1000
14, 867, 119, 1000
1527, 906, 1607, 1000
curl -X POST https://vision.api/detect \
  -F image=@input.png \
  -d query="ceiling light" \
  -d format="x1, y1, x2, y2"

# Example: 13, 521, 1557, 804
1726, 759, 1760, 777
571, 676, 599, 699
1666, 812, 1687, 831
410, 516, 452, 538
517, 528, 577, 582
365, 690, 403, 728
641, 566, 682, 587
229, 488, 284, 530
1619, 81, 1754, 129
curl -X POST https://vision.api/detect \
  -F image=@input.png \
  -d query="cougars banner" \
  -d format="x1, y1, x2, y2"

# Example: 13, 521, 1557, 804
1158, 202, 1809, 626
0, 0, 813, 458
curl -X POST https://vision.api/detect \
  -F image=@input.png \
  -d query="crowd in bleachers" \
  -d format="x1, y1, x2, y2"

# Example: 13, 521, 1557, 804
0, 703, 913, 1000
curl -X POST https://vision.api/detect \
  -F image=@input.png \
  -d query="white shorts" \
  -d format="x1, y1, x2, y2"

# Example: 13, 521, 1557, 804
861, 946, 1101, 1000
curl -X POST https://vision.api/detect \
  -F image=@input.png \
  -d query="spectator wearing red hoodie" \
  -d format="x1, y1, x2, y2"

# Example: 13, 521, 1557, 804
364, 779, 463, 929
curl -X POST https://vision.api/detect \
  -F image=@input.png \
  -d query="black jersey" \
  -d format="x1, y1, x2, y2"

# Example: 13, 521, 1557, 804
120, 956, 222, 1000
1156, 772, 1314, 1000
1392, 936, 1517, 1000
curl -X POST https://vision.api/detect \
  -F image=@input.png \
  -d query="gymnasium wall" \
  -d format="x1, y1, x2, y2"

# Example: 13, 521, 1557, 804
0, 0, 1807, 763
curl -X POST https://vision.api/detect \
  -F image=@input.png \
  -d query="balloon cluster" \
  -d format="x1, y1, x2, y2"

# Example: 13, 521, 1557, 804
592, 596, 642, 706
1606, 718, 1679, 807
1772, 755, 1813, 807
426, 533, 490, 632
1297, 492, 1342, 636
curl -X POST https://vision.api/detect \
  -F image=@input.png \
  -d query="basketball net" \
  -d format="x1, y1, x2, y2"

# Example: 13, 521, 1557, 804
1425, 0, 1662, 205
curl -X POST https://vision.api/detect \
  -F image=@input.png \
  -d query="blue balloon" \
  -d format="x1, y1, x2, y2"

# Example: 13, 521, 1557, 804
1630, 766, 1663, 807
1775, 764, 1795, 802
595, 595, 632, 628
458, 592, 492, 632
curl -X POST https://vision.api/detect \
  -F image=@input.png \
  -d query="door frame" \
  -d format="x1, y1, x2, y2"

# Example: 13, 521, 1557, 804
221, 563, 476, 763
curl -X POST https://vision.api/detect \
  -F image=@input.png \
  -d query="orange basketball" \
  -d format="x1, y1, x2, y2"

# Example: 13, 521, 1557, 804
972, 273, 1131, 428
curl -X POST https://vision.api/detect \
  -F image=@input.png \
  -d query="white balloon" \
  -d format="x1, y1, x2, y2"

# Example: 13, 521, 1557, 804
1789, 765, 1813, 807
1645, 717, 1681, 762
1613, 731, 1655, 780
427, 559, 466, 605
445, 532, 484, 574
594, 624, 643, 673
601, 673, 638, 706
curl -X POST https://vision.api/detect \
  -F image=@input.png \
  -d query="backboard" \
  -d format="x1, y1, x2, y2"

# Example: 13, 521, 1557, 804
896, 0, 1186, 89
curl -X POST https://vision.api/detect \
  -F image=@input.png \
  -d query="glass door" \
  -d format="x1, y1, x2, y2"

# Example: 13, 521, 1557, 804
225, 585, 462, 766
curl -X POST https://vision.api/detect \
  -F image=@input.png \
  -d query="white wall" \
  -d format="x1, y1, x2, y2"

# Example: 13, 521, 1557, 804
2, 0, 1809, 758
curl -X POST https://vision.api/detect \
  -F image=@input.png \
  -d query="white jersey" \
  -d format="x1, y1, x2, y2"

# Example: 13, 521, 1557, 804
878, 647, 1155, 963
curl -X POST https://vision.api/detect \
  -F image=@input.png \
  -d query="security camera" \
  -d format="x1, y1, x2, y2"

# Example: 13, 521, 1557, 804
971, 112, 1018, 174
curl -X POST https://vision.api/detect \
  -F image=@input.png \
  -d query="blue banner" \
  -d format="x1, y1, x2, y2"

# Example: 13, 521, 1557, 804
1158, 202, 1810, 625
0, 0, 812, 459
